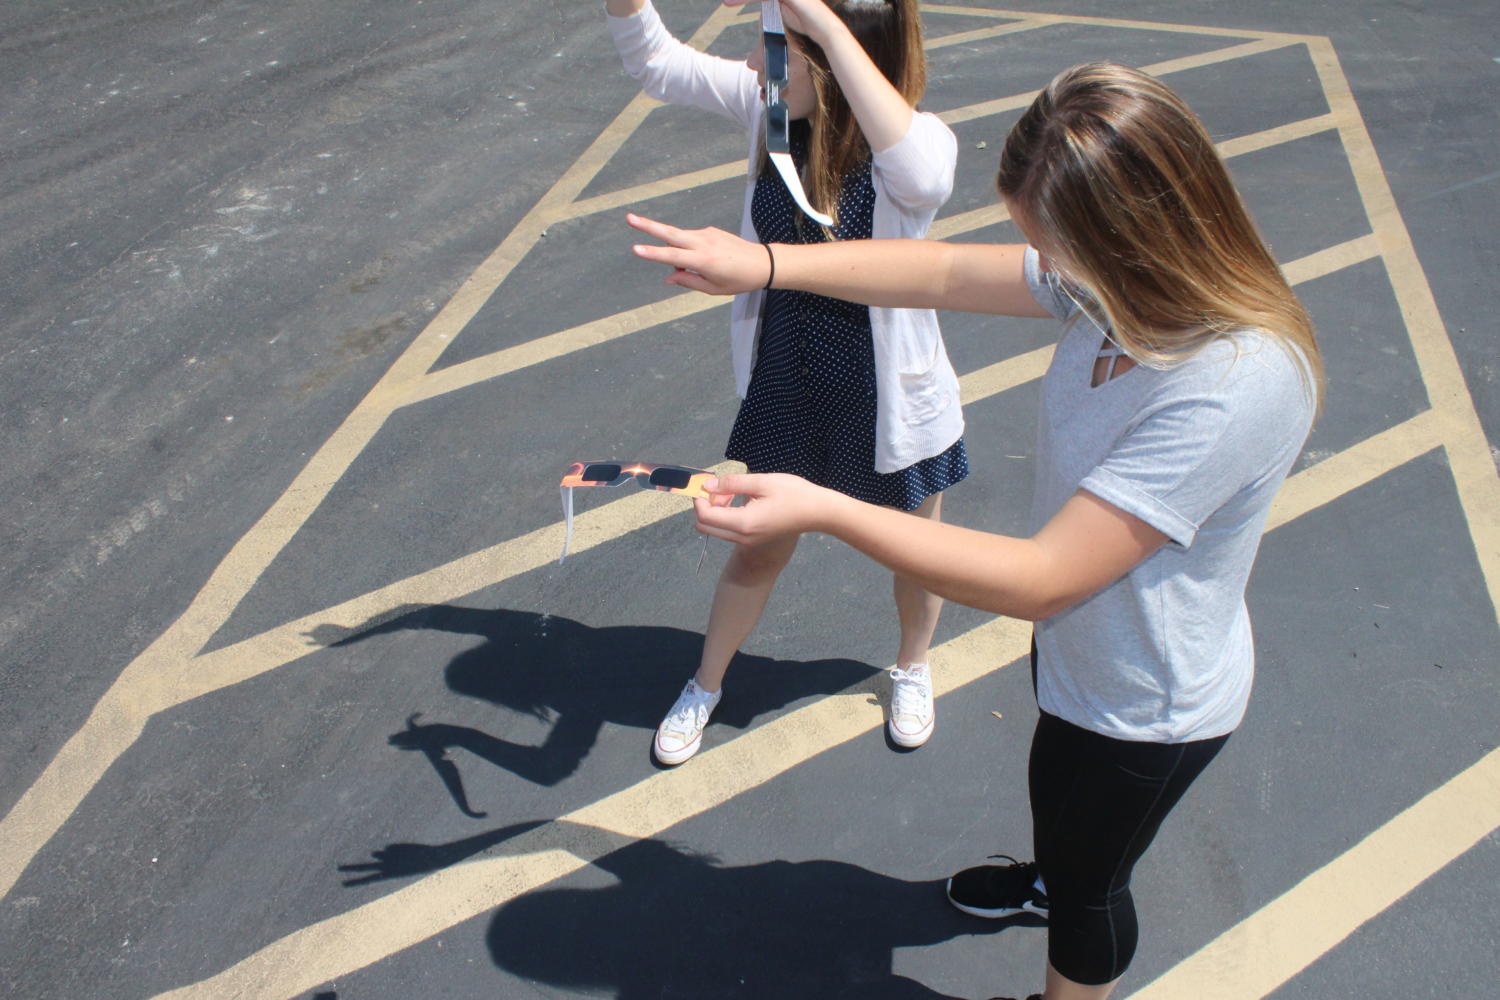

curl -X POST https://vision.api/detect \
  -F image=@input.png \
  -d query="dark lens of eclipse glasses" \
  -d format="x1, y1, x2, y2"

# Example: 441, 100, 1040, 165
765, 40, 787, 82
581, 463, 623, 482
648, 467, 695, 490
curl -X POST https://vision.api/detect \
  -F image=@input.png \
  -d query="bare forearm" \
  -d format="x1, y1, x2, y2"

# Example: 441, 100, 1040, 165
815, 491, 1061, 620
769, 239, 953, 308
770, 239, 1048, 316
604, 0, 645, 18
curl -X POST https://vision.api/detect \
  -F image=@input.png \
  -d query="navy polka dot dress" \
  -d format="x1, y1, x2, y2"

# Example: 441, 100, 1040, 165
726, 121, 968, 511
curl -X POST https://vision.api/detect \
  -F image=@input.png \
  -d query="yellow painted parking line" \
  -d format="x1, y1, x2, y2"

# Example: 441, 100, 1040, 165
939, 37, 1298, 128
394, 290, 728, 409
1309, 36, 1500, 620
1280, 233, 1380, 286
558, 159, 746, 222
1129, 747, 1500, 1000
145, 392, 1449, 998
0, 222, 1424, 906
960, 344, 1054, 404
921, 4, 1308, 43
925, 19, 1050, 51
409, 113, 1334, 410
1216, 112, 1336, 159
8, 9, 1497, 1000
150, 617, 1035, 1000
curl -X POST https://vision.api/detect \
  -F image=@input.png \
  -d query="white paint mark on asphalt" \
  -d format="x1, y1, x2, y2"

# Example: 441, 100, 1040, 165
1415, 167, 1500, 201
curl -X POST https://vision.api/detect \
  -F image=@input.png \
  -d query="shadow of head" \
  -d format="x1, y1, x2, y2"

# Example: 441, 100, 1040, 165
485, 832, 1006, 999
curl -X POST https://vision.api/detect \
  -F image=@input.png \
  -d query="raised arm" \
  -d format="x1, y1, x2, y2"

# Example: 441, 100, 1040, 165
605, 0, 760, 126
740, 0, 913, 152
628, 212, 1054, 317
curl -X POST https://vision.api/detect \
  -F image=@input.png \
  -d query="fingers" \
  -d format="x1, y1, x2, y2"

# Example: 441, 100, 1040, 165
631, 242, 698, 269
625, 213, 686, 245
704, 472, 755, 497
692, 497, 750, 544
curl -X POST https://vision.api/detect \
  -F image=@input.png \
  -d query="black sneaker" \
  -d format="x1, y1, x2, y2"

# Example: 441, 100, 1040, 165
986, 995, 1042, 1000
946, 854, 1049, 919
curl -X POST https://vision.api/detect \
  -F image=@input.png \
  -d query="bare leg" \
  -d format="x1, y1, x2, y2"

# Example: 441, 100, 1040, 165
693, 533, 800, 693
1043, 961, 1119, 1000
893, 492, 944, 667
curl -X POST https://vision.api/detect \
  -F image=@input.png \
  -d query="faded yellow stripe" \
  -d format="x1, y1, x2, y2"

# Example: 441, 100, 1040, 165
152, 618, 1034, 1000
1129, 747, 1500, 999
939, 37, 1297, 128
1267, 411, 1442, 532
960, 345, 1054, 404
184, 461, 742, 703
1216, 112, 1336, 159
396, 292, 728, 408
925, 18, 1050, 50
919, 4, 1309, 43
146, 386, 1429, 997
1310, 37, 1500, 622
1279, 233, 1380, 286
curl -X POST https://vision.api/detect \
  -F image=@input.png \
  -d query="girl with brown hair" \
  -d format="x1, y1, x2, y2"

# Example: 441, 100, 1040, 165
629, 61, 1322, 1000
604, 0, 969, 765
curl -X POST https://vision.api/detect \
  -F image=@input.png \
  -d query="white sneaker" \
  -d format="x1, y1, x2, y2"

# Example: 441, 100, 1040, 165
654, 679, 722, 765
887, 664, 934, 748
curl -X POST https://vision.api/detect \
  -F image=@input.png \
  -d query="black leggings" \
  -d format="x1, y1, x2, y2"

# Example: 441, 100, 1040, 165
1029, 709, 1228, 985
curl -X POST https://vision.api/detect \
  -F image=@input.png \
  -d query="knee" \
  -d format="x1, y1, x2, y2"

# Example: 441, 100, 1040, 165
724, 539, 794, 584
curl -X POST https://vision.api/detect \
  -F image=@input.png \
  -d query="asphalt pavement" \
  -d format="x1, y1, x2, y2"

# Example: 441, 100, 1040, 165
1, 1, 1497, 998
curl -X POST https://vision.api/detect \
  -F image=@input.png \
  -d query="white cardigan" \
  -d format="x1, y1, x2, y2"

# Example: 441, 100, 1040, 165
609, 2, 964, 473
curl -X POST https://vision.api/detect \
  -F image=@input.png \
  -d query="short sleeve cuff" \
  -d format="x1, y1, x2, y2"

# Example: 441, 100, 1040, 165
1080, 468, 1199, 547
1023, 246, 1074, 320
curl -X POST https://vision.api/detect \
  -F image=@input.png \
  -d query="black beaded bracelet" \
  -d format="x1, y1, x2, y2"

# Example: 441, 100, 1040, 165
762, 242, 776, 290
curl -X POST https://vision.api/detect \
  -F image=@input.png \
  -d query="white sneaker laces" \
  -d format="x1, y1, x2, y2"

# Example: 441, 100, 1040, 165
663, 687, 716, 740
889, 667, 932, 720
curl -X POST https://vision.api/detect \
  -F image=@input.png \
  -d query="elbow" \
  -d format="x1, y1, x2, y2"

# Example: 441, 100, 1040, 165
997, 587, 1083, 623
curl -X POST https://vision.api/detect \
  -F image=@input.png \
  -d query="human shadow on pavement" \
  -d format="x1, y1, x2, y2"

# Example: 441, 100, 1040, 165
310, 604, 880, 806
487, 834, 1016, 999
339, 818, 1028, 998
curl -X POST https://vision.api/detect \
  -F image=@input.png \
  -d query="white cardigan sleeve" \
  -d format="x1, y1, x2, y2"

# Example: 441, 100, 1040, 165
608, 1, 761, 130
870, 111, 957, 213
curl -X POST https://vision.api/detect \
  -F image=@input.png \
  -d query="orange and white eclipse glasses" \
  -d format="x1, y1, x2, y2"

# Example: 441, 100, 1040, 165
558, 461, 714, 563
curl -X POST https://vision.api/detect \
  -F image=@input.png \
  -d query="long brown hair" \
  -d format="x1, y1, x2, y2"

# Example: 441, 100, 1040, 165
770, 0, 926, 229
997, 62, 1324, 407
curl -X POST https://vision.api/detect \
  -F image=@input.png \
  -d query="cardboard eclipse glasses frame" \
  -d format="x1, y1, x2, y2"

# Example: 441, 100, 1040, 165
760, 0, 835, 227
558, 461, 715, 563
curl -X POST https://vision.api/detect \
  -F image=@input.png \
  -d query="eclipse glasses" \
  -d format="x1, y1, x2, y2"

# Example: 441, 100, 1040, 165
761, 0, 835, 227
558, 461, 714, 563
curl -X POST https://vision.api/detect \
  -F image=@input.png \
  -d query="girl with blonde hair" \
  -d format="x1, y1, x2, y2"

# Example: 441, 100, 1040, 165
630, 61, 1321, 1000
604, 0, 969, 765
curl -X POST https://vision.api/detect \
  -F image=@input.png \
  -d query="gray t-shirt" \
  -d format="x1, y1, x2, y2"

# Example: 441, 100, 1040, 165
1024, 248, 1314, 742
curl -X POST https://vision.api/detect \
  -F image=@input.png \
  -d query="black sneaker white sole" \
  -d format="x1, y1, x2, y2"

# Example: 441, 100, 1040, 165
944, 877, 1048, 919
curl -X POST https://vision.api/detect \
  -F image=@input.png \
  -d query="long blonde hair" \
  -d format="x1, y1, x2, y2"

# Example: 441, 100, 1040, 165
997, 62, 1323, 408
769, 0, 925, 229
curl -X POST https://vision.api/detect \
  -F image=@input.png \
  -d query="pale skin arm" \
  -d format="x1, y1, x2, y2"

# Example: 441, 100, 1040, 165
739, 0, 913, 152
610, 0, 915, 150
628, 212, 1055, 317
695, 473, 1168, 621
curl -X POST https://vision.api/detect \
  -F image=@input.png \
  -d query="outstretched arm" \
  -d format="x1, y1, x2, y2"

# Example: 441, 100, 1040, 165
629, 212, 1054, 317
694, 473, 1167, 621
